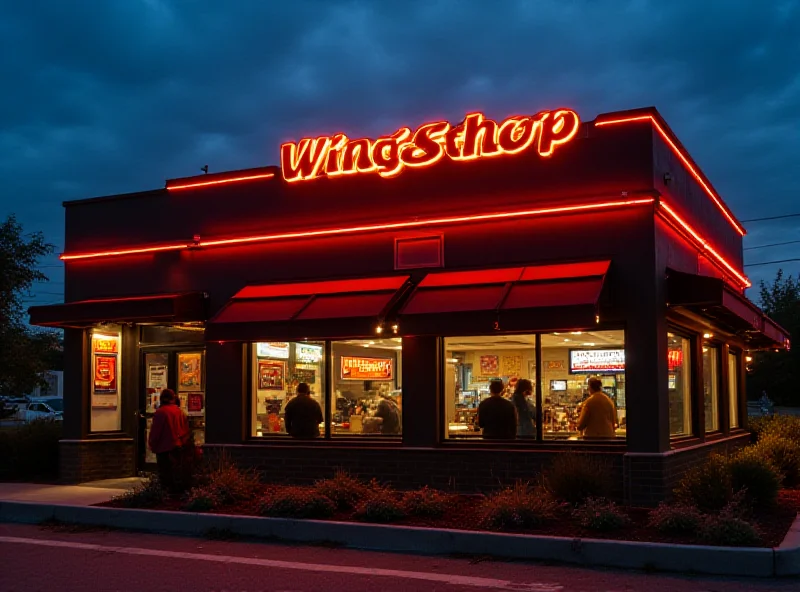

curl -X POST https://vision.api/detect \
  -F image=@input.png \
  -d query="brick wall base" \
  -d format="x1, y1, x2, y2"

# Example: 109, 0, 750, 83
204, 444, 626, 499
59, 439, 136, 483
623, 433, 750, 506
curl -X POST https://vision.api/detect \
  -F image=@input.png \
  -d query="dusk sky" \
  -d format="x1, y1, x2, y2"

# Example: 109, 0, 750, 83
2, 1, 799, 311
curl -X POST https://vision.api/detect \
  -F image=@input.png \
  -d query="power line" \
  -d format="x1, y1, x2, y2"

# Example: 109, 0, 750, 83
744, 258, 800, 268
741, 213, 800, 223
744, 239, 800, 251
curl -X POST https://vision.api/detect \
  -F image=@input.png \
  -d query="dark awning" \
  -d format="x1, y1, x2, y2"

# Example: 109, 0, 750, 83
207, 275, 412, 341
28, 292, 208, 328
667, 269, 790, 349
398, 260, 610, 335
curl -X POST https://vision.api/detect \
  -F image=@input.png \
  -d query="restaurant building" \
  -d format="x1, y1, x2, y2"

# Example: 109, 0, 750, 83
29, 106, 789, 505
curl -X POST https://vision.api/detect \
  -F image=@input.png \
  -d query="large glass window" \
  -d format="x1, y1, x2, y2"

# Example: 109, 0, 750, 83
331, 339, 402, 437
251, 342, 325, 437
668, 332, 692, 436
541, 330, 625, 440
444, 335, 537, 440
703, 344, 720, 432
728, 352, 739, 429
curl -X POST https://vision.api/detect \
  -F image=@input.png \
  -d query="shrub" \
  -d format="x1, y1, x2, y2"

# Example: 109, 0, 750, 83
478, 482, 558, 530
0, 419, 61, 479
114, 476, 166, 508
647, 502, 703, 535
202, 458, 262, 506
184, 486, 221, 512
545, 453, 613, 505
401, 486, 451, 518
259, 486, 336, 519
728, 447, 781, 508
353, 488, 406, 523
572, 498, 630, 531
314, 469, 369, 510
674, 454, 733, 513
700, 515, 762, 547
753, 435, 800, 487
749, 415, 800, 444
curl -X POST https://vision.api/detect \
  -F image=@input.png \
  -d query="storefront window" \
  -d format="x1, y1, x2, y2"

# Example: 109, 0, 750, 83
728, 352, 739, 429
703, 344, 719, 432
90, 327, 122, 432
251, 342, 325, 437
668, 333, 692, 436
330, 339, 402, 436
541, 330, 626, 440
444, 335, 537, 440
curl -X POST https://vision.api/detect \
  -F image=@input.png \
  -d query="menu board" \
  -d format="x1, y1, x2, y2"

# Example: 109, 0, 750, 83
296, 343, 323, 363
341, 356, 393, 380
293, 368, 316, 384
258, 360, 286, 390
256, 342, 290, 359
178, 353, 202, 391
569, 349, 625, 374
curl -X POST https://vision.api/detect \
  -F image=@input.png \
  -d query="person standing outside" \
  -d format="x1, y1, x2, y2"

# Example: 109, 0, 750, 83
477, 379, 517, 440
148, 388, 190, 492
577, 377, 618, 438
511, 378, 536, 437
284, 382, 323, 439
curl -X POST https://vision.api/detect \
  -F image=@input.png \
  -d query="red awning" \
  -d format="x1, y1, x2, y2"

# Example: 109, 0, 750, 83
398, 261, 610, 335
28, 292, 208, 328
667, 269, 790, 349
207, 275, 411, 341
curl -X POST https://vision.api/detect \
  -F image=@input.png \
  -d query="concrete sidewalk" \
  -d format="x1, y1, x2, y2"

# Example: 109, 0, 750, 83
0, 478, 141, 506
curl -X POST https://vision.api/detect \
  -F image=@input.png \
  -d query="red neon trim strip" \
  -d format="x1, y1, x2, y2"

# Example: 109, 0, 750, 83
60, 197, 655, 261
167, 172, 275, 190
595, 115, 746, 236
658, 201, 751, 288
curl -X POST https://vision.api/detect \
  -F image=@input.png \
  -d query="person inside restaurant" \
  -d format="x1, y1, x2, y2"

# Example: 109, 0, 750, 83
284, 382, 323, 439
477, 379, 517, 439
576, 377, 618, 438
512, 378, 536, 437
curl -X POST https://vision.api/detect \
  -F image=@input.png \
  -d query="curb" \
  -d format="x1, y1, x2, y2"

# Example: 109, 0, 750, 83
0, 501, 797, 578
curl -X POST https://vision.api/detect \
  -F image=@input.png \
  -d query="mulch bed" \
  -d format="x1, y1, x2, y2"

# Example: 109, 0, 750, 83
98, 488, 800, 548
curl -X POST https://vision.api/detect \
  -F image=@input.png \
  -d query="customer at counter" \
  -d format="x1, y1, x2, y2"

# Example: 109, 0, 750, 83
577, 377, 618, 438
284, 382, 323, 439
478, 379, 517, 439
512, 378, 536, 437
375, 393, 401, 435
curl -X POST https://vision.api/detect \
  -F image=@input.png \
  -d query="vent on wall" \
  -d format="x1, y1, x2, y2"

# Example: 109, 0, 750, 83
395, 235, 444, 270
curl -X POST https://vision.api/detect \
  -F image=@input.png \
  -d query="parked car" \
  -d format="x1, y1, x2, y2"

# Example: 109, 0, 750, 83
24, 397, 63, 422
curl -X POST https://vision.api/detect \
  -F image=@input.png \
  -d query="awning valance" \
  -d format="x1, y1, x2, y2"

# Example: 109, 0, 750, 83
398, 260, 610, 335
667, 269, 790, 349
28, 292, 208, 328
207, 275, 412, 341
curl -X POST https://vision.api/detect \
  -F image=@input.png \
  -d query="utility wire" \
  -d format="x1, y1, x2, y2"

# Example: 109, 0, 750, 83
744, 258, 800, 268
744, 239, 800, 251
741, 213, 800, 223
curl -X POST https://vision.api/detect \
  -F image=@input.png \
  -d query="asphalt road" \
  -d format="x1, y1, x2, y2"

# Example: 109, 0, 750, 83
1, 523, 798, 592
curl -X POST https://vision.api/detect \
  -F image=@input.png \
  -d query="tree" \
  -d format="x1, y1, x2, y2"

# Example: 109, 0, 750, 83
746, 269, 800, 406
0, 214, 61, 395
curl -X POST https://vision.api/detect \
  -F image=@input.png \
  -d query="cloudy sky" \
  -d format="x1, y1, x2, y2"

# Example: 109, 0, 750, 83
2, 0, 799, 310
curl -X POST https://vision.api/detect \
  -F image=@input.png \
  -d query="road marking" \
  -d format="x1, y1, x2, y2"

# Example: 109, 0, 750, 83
0, 536, 563, 591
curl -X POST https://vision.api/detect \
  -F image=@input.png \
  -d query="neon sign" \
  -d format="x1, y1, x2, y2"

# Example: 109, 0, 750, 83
281, 109, 580, 182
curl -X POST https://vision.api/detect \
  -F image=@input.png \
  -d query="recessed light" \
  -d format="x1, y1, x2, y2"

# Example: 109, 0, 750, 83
564, 338, 570, 342
571, 331, 582, 335
583, 342, 596, 346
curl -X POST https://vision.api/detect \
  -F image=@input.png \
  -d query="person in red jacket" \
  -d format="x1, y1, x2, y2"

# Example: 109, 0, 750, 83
148, 388, 189, 492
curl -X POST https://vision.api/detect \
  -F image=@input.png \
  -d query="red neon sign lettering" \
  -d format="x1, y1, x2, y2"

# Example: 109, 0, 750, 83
280, 109, 580, 182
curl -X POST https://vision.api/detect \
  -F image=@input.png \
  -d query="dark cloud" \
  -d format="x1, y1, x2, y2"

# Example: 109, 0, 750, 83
2, 0, 799, 306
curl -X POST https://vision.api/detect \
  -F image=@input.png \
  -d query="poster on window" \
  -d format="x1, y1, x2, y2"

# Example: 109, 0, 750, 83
147, 364, 167, 390
187, 392, 204, 413
479, 355, 499, 376
93, 354, 118, 394
500, 355, 522, 377
258, 360, 286, 390
256, 342, 290, 359
340, 357, 393, 380
93, 336, 118, 354
178, 353, 202, 391
296, 343, 323, 363
569, 349, 625, 374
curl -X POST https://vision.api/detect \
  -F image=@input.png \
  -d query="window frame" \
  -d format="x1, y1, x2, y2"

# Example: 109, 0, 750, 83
701, 342, 722, 434
727, 349, 741, 430
247, 339, 403, 442
439, 326, 627, 446
667, 327, 696, 440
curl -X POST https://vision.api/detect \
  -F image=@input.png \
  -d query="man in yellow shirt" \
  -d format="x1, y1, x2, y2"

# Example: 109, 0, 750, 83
577, 377, 618, 438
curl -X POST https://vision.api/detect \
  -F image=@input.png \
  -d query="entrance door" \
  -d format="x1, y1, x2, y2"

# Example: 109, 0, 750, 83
139, 349, 206, 469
